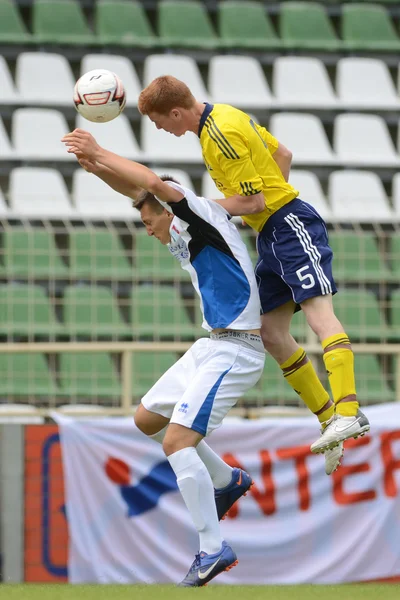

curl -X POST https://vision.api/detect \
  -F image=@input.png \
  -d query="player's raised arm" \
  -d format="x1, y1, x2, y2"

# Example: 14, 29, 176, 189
62, 129, 184, 203
76, 155, 142, 199
270, 142, 293, 183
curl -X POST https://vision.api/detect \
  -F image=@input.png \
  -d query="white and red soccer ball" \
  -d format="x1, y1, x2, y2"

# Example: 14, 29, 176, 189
74, 69, 126, 123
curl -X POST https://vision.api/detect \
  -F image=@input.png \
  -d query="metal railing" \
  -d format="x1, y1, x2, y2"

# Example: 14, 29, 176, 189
0, 341, 398, 417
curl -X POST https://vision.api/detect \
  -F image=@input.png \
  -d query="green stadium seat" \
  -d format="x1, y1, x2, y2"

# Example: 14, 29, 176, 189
388, 288, 400, 341
240, 230, 258, 264
59, 352, 121, 397
33, 0, 95, 44
95, 0, 159, 47
390, 235, 400, 279
0, 353, 57, 397
131, 285, 196, 339
245, 355, 300, 403
158, 0, 219, 49
279, 2, 341, 50
354, 354, 394, 402
218, 1, 282, 49
290, 309, 309, 342
0, 283, 64, 337
341, 4, 400, 51
4, 228, 68, 278
0, 0, 33, 43
329, 232, 392, 282
131, 352, 177, 397
69, 229, 132, 279
63, 284, 128, 338
134, 229, 190, 281
333, 289, 389, 340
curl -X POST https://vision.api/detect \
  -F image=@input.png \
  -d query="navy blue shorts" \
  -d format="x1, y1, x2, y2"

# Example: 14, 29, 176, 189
255, 198, 337, 314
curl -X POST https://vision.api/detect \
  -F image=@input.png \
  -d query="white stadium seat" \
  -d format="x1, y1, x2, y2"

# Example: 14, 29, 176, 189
269, 113, 336, 165
152, 168, 194, 190
143, 55, 210, 101
0, 56, 20, 104
16, 52, 76, 106
337, 58, 400, 110
0, 117, 15, 159
398, 63, 400, 96
81, 54, 142, 107
273, 57, 338, 108
12, 108, 74, 160
328, 170, 393, 223
201, 171, 224, 200
397, 118, 400, 156
208, 56, 273, 108
141, 117, 202, 163
334, 114, 400, 167
76, 114, 142, 159
392, 173, 400, 220
289, 170, 332, 221
9, 167, 76, 218
73, 169, 140, 220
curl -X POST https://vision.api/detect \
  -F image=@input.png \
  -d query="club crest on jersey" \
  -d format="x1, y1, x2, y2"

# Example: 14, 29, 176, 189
168, 238, 189, 262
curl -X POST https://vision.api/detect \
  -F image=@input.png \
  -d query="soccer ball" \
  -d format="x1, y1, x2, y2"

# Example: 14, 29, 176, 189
73, 69, 126, 123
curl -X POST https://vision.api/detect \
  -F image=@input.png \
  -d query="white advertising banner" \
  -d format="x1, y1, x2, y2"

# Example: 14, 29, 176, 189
55, 403, 400, 584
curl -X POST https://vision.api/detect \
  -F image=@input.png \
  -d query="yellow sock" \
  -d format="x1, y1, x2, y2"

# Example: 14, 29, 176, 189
280, 348, 333, 425
323, 333, 358, 417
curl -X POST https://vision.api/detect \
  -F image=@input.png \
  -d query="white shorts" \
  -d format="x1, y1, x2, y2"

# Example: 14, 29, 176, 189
141, 337, 265, 437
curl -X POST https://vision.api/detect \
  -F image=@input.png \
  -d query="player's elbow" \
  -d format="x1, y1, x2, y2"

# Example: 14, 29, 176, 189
146, 174, 164, 196
277, 144, 293, 165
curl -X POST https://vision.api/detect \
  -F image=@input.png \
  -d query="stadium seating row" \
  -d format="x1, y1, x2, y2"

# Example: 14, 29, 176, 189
0, 351, 394, 403
2, 109, 400, 169
2, 53, 400, 110
1, 167, 400, 222
1, 0, 400, 51
0, 282, 201, 339
0, 227, 188, 280
0, 282, 399, 341
0, 227, 399, 282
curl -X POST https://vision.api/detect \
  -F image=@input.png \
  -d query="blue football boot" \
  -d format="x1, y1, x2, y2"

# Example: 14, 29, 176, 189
178, 541, 238, 587
214, 468, 253, 521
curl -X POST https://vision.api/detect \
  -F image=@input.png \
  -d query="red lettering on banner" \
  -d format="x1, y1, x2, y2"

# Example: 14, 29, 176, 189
380, 430, 400, 498
222, 450, 276, 517
276, 445, 312, 511
333, 436, 376, 505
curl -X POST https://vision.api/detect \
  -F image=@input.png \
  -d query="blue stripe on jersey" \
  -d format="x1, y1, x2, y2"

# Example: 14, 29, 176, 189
198, 103, 214, 137
191, 366, 232, 436
192, 246, 250, 329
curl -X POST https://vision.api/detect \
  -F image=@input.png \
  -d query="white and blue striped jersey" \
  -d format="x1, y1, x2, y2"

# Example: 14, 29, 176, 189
160, 181, 261, 332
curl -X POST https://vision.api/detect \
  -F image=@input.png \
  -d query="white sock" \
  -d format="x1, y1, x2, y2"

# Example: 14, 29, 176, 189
168, 447, 223, 555
150, 427, 233, 490
196, 441, 233, 489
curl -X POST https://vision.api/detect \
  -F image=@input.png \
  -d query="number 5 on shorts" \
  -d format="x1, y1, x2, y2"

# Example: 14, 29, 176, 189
296, 266, 315, 289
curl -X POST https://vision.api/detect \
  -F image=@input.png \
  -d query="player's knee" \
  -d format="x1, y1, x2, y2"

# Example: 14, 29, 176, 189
134, 412, 157, 436
162, 435, 179, 457
261, 327, 285, 351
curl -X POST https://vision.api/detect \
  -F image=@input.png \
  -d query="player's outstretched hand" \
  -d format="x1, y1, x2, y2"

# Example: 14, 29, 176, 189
62, 129, 100, 161
78, 155, 98, 174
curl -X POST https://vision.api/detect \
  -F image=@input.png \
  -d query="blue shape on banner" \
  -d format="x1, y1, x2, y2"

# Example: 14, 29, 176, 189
105, 456, 178, 517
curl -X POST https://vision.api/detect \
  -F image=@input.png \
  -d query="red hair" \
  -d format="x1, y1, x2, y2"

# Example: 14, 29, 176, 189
138, 76, 196, 115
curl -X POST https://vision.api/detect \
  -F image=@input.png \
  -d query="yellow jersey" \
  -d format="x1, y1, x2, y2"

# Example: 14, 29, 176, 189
198, 103, 299, 232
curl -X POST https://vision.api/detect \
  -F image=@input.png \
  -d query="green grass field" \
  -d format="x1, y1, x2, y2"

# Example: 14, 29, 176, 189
0, 584, 399, 600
